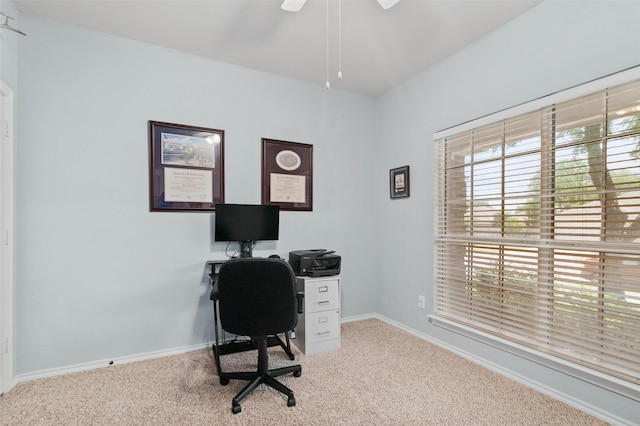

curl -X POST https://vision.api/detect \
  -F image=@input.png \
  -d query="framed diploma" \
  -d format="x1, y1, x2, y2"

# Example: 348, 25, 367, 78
390, 165, 410, 199
148, 121, 224, 212
262, 138, 313, 211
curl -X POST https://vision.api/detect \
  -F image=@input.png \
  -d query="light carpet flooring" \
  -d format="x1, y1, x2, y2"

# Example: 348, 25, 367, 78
0, 319, 609, 425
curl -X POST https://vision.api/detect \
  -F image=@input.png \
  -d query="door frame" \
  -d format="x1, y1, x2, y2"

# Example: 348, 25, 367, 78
0, 80, 15, 394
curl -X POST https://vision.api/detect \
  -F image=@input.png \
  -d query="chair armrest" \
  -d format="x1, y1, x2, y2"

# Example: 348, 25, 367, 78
296, 292, 304, 314
210, 280, 219, 301
207, 260, 224, 301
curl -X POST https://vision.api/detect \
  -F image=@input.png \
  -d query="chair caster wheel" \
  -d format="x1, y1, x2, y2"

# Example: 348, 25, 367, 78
220, 378, 229, 385
293, 370, 301, 377
287, 396, 296, 407
232, 403, 241, 414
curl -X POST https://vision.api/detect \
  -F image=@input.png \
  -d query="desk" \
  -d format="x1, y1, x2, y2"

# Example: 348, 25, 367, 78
207, 260, 295, 376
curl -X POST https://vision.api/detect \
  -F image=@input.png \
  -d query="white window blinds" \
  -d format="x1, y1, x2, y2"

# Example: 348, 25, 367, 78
435, 77, 640, 384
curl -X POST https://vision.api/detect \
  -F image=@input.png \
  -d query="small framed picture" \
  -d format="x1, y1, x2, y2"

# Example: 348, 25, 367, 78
390, 165, 410, 199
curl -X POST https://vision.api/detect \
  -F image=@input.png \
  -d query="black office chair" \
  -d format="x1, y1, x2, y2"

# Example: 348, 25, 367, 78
209, 261, 296, 378
216, 257, 302, 414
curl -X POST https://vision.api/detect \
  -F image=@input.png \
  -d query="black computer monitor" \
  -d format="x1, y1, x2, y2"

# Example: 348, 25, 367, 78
214, 204, 280, 257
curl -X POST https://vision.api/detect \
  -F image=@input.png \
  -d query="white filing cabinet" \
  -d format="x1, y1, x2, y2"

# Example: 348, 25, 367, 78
293, 276, 341, 355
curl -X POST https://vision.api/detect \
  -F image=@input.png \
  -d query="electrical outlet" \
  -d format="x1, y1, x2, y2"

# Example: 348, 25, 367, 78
418, 295, 425, 309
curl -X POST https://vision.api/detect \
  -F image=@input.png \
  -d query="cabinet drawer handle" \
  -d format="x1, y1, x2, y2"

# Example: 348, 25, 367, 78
318, 286, 329, 293
318, 300, 330, 305
317, 331, 331, 336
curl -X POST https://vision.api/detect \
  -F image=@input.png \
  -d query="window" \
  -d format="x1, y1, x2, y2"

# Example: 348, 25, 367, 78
434, 76, 640, 384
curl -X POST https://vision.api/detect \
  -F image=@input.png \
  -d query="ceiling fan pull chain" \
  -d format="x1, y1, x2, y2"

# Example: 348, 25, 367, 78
338, 0, 343, 80
325, 0, 330, 89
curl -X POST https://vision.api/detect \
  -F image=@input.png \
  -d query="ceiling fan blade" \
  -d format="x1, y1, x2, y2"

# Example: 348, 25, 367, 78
0, 24, 27, 36
376, 0, 400, 9
281, 0, 307, 12
282, 0, 397, 12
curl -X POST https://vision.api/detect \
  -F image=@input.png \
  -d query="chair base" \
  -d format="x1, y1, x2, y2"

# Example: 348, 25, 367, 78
219, 338, 301, 414
222, 365, 302, 414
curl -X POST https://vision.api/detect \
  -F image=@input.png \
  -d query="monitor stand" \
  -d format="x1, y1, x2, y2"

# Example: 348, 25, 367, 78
239, 240, 253, 258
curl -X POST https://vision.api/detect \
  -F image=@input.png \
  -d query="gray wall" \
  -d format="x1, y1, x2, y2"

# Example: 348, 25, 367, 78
375, 1, 640, 424
16, 13, 377, 374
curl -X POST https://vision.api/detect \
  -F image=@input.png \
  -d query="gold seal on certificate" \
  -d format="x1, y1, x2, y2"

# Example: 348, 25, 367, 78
275, 150, 301, 171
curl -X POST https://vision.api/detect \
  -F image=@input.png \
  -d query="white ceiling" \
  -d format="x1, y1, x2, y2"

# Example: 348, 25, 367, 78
12, 0, 540, 96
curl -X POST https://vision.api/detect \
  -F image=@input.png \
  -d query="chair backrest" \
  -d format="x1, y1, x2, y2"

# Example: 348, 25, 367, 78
217, 257, 298, 337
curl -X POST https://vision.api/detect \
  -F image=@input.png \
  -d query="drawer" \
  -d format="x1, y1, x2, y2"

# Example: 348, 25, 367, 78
303, 279, 340, 313
305, 310, 341, 344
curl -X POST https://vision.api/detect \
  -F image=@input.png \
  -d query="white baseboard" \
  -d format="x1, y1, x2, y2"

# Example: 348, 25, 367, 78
15, 342, 213, 384
341, 313, 377, 323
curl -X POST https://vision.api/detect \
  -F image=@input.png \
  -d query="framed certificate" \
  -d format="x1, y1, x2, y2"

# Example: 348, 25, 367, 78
262, 138, 313, 211
148, 121, 224, 212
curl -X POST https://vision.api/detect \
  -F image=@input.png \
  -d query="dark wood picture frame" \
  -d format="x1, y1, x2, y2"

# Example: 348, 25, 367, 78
261, 138, 313, 211
148, 121, 224, 212
390, 165, 410, 199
